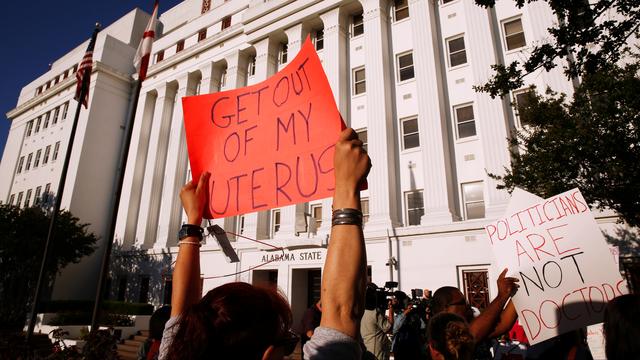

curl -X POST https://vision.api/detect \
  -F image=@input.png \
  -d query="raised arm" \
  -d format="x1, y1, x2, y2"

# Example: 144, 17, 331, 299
488, 300, 518, 339
171, 172, 210, 317
469, 268, 518, 341
319, 128, 371, 339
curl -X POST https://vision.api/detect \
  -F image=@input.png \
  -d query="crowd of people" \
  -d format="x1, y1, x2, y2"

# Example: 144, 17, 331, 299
152, 128, 637, 359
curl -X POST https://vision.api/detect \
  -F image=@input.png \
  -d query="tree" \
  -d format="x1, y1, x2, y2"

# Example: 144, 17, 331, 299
475, 0, 640, 226
474, 0, 640, 97
0, 203, 97, 331
492, 62, 640, 226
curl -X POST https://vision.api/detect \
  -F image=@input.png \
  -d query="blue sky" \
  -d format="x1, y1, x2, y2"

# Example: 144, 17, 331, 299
0, 0, 183, 156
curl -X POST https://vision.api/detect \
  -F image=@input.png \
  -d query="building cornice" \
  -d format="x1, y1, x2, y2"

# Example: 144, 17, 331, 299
144, 24, 245, 81
6, 62, 133, 120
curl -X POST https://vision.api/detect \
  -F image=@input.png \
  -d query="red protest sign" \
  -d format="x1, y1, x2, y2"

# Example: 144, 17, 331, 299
183, 38, 344, 219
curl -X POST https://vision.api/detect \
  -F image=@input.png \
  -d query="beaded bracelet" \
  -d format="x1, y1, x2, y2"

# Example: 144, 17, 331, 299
332, 208, 363, 226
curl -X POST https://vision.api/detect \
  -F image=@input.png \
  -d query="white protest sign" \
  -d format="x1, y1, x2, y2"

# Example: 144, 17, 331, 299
485, 188, 627, 344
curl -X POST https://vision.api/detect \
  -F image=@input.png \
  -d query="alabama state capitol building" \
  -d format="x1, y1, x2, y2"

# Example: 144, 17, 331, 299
0, 0, 627, 327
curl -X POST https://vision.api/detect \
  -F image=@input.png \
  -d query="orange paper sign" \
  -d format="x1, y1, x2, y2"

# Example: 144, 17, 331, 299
183, 38, 344, 219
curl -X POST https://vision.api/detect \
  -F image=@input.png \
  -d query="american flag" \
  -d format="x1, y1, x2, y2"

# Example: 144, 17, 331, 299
74, 26, 100, 108
134, 1, 159, 82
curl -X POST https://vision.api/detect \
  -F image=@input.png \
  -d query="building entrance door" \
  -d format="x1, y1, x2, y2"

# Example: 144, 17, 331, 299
253, 269, 278, 289
291, 268, 322, 333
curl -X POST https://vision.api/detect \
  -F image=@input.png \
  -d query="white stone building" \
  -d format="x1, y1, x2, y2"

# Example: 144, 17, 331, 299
1, 0, 628, 328
1, 9, 151, 300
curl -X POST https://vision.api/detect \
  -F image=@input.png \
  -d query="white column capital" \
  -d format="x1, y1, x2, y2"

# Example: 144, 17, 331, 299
284, 23, 311, 57
361, 0, 390, 19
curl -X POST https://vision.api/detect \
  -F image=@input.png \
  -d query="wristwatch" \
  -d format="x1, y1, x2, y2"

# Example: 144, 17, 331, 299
178, 224, 204, 241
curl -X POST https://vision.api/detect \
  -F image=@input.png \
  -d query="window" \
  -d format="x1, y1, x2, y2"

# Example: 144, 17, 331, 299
447, 36, 467, 67
352, 13, 364, 37
36, 87, 42, 95
62, 102, 69, 120
442, 0, 456, 4
26, 121, 33, 137
401, 117, 420, 150
221, 16, 232, 30
35, 117, 41, 134
156, 50, 165, 63
353, 67, 366, 95
356, 129, 368, 152
394, 0, 410, 21
53, 142, 60, 162
462, 181, 485, 219
405, 190, 424, 226
460, 268, 490, 310
361, 198, 370, 223
454, 104, 476, 138
201, 0, 211, 13
513, 89, 534, 125
43, 112, 50, 129
54, 76, 59, 85
198, 28, 207, 42
503, 18, 526, 50
236, 215, 245, 235
220, 69, 227, 89
44, 183, 51, 202
248, 57, 256, 77
311, 204, 323, 230
25, 189, 32, 208
17, 157, 24, 174
52, 108, 60, 125
43, 145, 51, 165
397, 52, 415, 81
34, 150, 41, 168
279, 43, 288, 64
35, 186, 42, 205
314, 29, 324, 51
26, 153, 33, 171
16, 192, 24, 208
63, 69, 69, 79
9, 194, 15, 205
45, 81, 51, 90
176, 40, 185, 53
271, 209, 281, 237
72, 64, 78, 74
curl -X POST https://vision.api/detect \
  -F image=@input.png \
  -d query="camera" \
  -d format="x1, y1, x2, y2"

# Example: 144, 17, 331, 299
409, 288, 432, 318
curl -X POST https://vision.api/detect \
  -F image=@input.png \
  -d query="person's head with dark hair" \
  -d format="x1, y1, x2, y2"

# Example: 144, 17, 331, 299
149, 305, 172, 341
365, 283, 379, 310
392, 290, 409, 312
165, 282, 294, 360
604, 293, 640, 360
432, 286, 473, 321
428, 312, 474, 360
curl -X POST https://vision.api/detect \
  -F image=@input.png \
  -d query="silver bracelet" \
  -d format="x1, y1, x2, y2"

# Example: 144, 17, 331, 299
332, 208, 363, 226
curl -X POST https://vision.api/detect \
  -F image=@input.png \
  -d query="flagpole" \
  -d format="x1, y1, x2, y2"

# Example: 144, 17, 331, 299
26, 23, 101, 344
89, 78, 142, 332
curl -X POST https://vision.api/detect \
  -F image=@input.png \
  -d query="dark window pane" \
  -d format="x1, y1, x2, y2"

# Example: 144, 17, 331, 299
399, 67, 415, 81
506, 33, 526, 50
408, 208, 424, 225
403, 118, 418, 133
449, 37, 465, 52
399, 54, 413, 68
355, 69, 366, 82
456, 105, 474, 122
355, 81, 366, 94
458, 121, 477, 138
450, 51, 467, 67
395, 7, 409, 21
466, 202, 485, 219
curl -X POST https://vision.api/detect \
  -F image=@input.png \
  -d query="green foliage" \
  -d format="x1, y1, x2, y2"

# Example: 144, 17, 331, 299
0, 205, 97, 331
80, 329, 118, 360
490, 61, 640, 226
473, 0, 640, 97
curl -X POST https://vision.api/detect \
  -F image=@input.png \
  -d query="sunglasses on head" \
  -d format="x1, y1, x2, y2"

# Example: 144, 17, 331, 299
273, 330, 299, 355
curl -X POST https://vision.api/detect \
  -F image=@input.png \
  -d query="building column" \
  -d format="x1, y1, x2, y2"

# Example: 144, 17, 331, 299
361, 0, 400, 231
318, 7, 349, 237
409, 0, 456, 225
462, 1, 511, 217
114, 87, 157, 247
225, 49, 249, 89
247, 38, 279, 239
135, 83, 177, 248
275, 23, 311, 239
156, 74, 197, 248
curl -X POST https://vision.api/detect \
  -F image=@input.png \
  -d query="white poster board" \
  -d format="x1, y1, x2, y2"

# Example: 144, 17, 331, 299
485, 188, 627, 344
